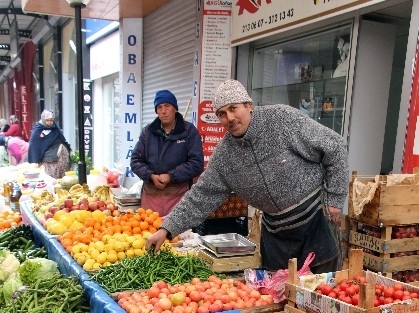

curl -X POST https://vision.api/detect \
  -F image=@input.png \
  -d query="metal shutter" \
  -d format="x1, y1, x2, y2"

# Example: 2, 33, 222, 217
143, 0, 195, 125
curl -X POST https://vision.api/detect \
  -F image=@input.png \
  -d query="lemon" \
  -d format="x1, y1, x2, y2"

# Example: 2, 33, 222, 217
89, 248, 100, 260
48, 221, 67, 235
91, 210, 107, 221
132, 238, 145, 250
70, 220, 84, 230
78, 210, 92, 223
83, 259, 95, 271
106, 252, 118, 263
92, 262, 102, 270
126, 249, 135, 258
105, 242, 114, 251
54, 210, 67, 221
59, 215, 75, 228
117, 251, 126, 260
114, 242, 125, 252
94, 241, 105, 252
133, 248, 144, 257
102, 234, 112, 243
72, 245, 83, 255
76, 254, 87, 265
96, 252, 108, 264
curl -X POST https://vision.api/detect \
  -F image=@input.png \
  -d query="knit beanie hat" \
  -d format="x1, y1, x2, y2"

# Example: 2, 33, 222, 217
213, 79, 252, 112
154, 90, 178, 113
41, 109, 54, 124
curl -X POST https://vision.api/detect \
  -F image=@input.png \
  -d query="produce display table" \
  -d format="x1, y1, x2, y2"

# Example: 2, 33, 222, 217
19, 200, 125, 313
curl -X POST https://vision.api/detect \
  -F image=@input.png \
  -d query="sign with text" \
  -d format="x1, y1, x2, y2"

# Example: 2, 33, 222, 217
231, 0, 385, 46
197, 1, 232, 167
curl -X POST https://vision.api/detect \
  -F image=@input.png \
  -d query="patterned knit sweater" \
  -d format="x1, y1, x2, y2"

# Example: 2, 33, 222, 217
161, 104, 349, 237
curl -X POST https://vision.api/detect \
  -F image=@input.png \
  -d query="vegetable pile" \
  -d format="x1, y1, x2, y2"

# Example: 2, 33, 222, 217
2, 274, 90, 312
91, 248, 217, 293
0, 224, 47, 262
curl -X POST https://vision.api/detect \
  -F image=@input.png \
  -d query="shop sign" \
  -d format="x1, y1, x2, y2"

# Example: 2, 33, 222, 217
196, 0, 232, 168
231, 0, 386, 46
83, 80, 93, 161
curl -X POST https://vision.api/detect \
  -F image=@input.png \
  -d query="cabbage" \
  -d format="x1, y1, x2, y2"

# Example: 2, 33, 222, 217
0, 249, 20, 283
1, 274, 22, 304
18, 258, 60, 285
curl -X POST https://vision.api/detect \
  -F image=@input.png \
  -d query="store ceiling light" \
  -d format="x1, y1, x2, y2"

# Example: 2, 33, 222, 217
66, 0, 91, 8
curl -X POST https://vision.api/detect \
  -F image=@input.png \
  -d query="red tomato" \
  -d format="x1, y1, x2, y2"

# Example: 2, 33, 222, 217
328, 291, 337, 299
353, 275, 366, 284
393, 290, 404, 300
375, 288, 383, 297
342, 296, 352, 304
147, 286, 160, 298
384, 287, 394, 298
378, 296, 385, 305
410, 292, 418, 298
339, 281, 349, 291
374, 298, 380, 307
351, 294, 360, 306
345, 286, 357, 297
321, 284, 333, 295
384, 297, 394, 304
393, 283, 404, 291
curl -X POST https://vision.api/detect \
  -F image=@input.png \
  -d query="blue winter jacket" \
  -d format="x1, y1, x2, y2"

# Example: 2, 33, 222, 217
130, 112, 204, 184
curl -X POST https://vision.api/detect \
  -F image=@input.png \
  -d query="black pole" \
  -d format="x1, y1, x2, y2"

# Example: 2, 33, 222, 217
71, 2, 87, 184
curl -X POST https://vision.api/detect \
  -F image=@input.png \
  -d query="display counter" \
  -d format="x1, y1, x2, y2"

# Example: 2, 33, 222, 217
20, 200, 125, 313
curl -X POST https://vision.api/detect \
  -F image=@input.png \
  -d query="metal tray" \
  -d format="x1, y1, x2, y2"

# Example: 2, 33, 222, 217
200, 233, 256, 254
113, 194, 141, 204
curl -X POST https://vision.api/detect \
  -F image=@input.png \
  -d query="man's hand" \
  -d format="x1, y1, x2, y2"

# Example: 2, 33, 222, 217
327, 206, 341, 226
146, 228, 168, 254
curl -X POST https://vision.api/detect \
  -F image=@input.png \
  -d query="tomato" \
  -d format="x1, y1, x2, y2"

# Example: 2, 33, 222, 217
393, 290, 404, 300
410, 292, 418, 298
384, 297, 394, 304
351, 294, 359, 306
342, 296, 352, 304
157, 297, 173, 310
393, 283, 404, 291
353, 275, 366, 284
345, 286, 357, 297
189, 291, 202, 302
339, 281, 349, 291
147, 286, 160, 298
384, 287, 394, 298
328, 291, 337, 299
321, 284, 333, 295
378, 296, 385, 305
375, 288, 383, 297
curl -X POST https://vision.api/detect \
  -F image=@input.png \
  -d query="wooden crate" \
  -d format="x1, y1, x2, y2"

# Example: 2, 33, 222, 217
197, 249, 261, 273
349, 172, 419, 226
349, 220, 419, 273
285, 249, 419, 313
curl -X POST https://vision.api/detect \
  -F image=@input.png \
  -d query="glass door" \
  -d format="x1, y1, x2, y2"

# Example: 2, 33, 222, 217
251, 24, 352, 134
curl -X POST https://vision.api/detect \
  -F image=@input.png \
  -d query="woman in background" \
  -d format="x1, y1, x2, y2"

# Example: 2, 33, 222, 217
0, 118, 10, 133
6, 136, 29, 166
28, 110, 71, 179
1, 115, 22, 137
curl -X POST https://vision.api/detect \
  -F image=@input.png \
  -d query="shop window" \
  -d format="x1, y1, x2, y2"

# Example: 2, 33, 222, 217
251, 24, 352, 134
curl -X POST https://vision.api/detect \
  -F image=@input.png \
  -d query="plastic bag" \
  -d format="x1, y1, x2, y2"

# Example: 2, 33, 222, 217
245, 252, 315, 303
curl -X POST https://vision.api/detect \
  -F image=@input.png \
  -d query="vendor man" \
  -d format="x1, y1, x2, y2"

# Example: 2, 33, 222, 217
146, 79, 349, 273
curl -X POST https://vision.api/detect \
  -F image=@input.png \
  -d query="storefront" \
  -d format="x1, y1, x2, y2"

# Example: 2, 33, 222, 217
232, 0, 416, 179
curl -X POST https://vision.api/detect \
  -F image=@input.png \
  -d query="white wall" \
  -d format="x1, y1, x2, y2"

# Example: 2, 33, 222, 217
348, 20, 396, 175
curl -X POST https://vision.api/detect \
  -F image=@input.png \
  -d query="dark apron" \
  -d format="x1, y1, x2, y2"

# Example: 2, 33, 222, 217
260, 187, 340, 271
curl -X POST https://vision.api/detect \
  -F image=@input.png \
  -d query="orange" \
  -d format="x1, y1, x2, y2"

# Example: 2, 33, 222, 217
139, 221, 149, 231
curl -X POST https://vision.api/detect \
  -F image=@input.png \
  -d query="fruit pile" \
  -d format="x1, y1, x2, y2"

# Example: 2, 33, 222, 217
0, 210, 22, 231
117, 276, 274, 313
315, 275, 418, 307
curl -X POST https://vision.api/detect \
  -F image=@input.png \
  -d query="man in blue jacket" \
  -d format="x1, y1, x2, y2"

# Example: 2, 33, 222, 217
130, 90, 204, 216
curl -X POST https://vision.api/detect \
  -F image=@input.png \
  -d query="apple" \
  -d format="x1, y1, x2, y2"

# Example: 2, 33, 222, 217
102, 209, 111, 216
79, 203, 89, 211
49, 206, 59, 215
88, 201, 98, 211
71, 204, 80, 211
106, 203, 115, 211
44, 211, 53, 220
96, 200, 105, 208
79, 198, 89, 205
62, 207, 71, 213
64, 198, 74, 209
